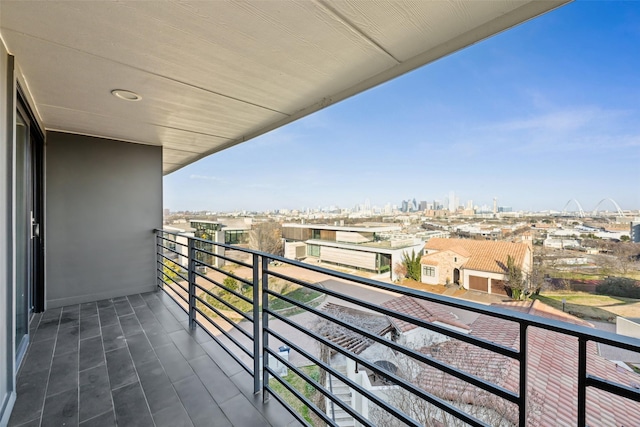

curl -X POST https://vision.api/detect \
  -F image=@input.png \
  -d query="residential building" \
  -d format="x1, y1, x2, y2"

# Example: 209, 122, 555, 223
282, 223, 424, 279
420, 238, 531, 295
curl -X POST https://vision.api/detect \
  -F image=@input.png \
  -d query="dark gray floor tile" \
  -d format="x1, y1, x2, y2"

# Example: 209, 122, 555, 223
188, 355, 240, 404
41, 307, 62, 322
101, 323, 126, 352
79, 364, 113, 422
126, 333, 156, 367
7, 369, 48, 426
11, 418, 40, 427
63, 304, 80, 313
80, 336, 105, 371
170, 330, 206, 361
112, 296, 128, 302
105, 347, 137, 390
220, 393, 270, 427
189, 326, 213, 345
96, 299, 114, 309
154, 311, 183, 333
152, 401, 194, 427
80, 315, 101, 340
32, 317, 59, 342
127, 294, 146, 307
113, 300, 134, 317
201, 340, 243, 377
112, 382, 154, 427
139, 317, 170, 344
174, 375, 230, 427
79, 410, 116, 427
41, 388, 78, 427
98, 306, 118, 328
19, 338, 55, 376
59, 309, 80, 329
119, 314, 143, 337
81, 302, 98, 318
47, 351, 78, 396
136, 359, 181, 414
54, 324, 80, 357
154, 343, 194, 383
132, 305, 157, 325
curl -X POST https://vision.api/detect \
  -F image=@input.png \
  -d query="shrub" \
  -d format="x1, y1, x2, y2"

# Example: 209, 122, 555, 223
595, 277, 640, 299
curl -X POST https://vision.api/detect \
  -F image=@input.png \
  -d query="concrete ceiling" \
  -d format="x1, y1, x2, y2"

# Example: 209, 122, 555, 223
0, 1, 568, 174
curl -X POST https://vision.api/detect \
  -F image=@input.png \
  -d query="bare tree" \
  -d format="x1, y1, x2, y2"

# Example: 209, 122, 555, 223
249, 221, 283, 256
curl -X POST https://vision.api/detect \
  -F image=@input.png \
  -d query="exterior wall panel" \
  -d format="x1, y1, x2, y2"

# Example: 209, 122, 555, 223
320, 247, 376, 270
45, 132, 162, 307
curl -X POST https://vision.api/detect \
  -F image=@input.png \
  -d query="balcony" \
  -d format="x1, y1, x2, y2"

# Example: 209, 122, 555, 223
8, 230, 640, 427
9, 291, 298, 427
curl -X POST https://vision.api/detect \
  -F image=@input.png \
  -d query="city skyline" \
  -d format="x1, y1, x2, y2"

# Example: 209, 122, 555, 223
164, 2, 640, 213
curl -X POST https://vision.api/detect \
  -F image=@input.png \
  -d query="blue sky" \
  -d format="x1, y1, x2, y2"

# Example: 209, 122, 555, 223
164, 2, 640, 213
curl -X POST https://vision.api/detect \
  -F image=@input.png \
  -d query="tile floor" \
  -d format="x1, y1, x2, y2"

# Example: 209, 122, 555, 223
8, 291, 301, 427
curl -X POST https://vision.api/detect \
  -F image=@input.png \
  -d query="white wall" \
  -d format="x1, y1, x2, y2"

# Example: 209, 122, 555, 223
616, 317, 640, 339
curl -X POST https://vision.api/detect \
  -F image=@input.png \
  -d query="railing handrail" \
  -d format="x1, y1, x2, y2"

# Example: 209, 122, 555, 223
156, 228, 640, 352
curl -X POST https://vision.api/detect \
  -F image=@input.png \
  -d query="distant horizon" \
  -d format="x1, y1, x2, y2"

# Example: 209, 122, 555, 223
164, 2, 640, 214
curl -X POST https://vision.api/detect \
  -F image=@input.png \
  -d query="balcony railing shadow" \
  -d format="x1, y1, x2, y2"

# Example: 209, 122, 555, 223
157, 229, 640, 427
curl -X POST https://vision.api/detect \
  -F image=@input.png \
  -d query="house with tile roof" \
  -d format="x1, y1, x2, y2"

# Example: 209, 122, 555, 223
415, 299, 640, 426
420, 238, 532, 296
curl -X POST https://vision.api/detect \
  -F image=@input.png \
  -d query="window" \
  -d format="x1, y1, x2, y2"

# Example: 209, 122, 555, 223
423, 266, 435, 277
454, 257, 457, 262
307, 244, 320, 257
311, 229, 321, 239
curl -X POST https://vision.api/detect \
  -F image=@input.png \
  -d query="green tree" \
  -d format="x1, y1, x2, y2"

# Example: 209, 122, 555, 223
505, 255, 526, 300
402, 250, 422, 281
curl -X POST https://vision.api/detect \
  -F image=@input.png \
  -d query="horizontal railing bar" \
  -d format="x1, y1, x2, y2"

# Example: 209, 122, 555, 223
264, 377, 330, 427
192, 266, 253, 296
156, 268, 189, 294
193, 281, 253, 321
158, 229, 259, 256
586, 375, 640, 403
193, 295, 254, 340
157, 243, 186, 258
192, 315, 253, 376
156, 259, 189, 284
191, 268, 251, 300
266, 276, 519, 360
266, 330, 420, 427
265, 351, 372, 427
267, 290, 519, 404
193, 306, 254, 359
157, 282, 188, 313
192, 246, 253, 270
158, 276, 189, 302
267, 314, 490, 427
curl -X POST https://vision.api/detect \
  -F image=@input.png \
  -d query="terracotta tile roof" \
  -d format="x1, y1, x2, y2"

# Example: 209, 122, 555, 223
420, 256, 440, 266
423, 238, 529, 274
418, 299, 640, 426
319, 303, 396, 355
381, 296, 470, 332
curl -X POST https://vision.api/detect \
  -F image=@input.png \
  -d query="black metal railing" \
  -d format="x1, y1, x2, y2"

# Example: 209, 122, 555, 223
155, 229, 640, 427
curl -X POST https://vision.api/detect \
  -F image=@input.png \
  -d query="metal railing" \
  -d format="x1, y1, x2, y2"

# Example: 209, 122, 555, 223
155, 230, 640, 427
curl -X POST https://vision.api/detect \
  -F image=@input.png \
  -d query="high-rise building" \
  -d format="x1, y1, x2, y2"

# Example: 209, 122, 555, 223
448, 191, 456, 212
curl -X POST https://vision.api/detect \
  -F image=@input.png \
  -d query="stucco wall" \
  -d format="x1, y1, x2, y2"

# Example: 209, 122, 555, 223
45, 132, 162, 307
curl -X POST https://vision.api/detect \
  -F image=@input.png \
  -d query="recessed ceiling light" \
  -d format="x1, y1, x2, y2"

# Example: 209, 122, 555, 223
111, 89, 142, 101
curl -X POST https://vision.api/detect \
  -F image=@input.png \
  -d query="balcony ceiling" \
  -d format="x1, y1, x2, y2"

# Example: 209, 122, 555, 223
0, 1, 567, 174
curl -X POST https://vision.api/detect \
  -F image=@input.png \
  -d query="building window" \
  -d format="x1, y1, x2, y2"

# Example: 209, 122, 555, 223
423, 266, 435, 277
454, 257, 457, 262
311, 229, 321, 240
307, 244, 320, 257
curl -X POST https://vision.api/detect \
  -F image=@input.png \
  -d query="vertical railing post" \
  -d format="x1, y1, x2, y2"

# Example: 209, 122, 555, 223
252, 253, 261, 394
187, 237, 196, 330
155, 231, 162, 290
262, 255, 271, 403
519, 322, 528, 426
577, 337, 587, 427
